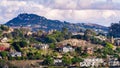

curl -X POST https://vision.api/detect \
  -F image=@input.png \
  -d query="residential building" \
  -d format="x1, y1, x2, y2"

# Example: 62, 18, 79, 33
114, 38, 120, 46
0, 37, 8, 43
54, 59, 62, 65
80, 58, 104, 67
9, 52, 22, 57
85, 47, 93, 55
108, 55, 120, 67
61, 46, 74, 53
34, 44, 49, 50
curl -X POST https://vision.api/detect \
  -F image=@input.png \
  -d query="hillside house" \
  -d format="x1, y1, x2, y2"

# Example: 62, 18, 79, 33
9, 52, 22, 57
33, 44, 49, 50
108, 55, 120, 66
26, 31, 32, 36
80, 58, 104, 67
0, 43, 10, 51
95, 35, 107, 41
0, 37, 8, 43
59, 45, 75, 53
85, 47, 93, 55
114, 38, 120, 46
54, 59, 62, 65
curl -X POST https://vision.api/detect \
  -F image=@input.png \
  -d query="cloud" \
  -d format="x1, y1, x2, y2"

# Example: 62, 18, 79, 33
34, 0, 120, 10
0, 0, 120, 26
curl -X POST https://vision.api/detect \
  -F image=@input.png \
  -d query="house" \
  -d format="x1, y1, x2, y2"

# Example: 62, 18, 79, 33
80, 58, 104, 67
0, 46, 8, 51
85, 47, 93, 55
0, 43, 10, 51
72, 32, 84, 36
26, 31, 32, 36
95, 35, 107, 41
108, 55, 120, 67
34, 44, 49, 50
114, 38, 120, 46
9, 52, 22, 57
0, 37, 8, 43
54, 59, 62, 65
40, 44, 49, 49
60, 45, 74, 53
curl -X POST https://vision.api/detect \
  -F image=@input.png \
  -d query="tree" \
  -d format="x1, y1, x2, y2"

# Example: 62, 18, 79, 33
0, 51, 8, 59
84, 29, 96, 41
81, 52, 89, 58
43, 55, 54, 65
71, 56, 83, 64
102, 43, 114, 55
49, 43, 56, 49
12, 42, 22, 52
75, 47, 82, 54
45, 36, 57, 43
109, 22, 120, 37
19, 40, 28, 48
36, 30, 43, 37
27, 52, 35, 60
62, 55, 72, 66
84, 29, 96, 36
34, 51, 42, 59
116, 47, 120, 53
105, 42, 114, 49
62, 27, 68, 35
0, 25, 9, 31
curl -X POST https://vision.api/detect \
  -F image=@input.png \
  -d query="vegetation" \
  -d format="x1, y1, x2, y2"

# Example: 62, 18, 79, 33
0, 23, 119, 67
109, 22, 120, 37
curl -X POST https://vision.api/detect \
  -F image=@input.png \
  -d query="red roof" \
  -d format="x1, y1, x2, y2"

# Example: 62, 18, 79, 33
0, 46, 8, 51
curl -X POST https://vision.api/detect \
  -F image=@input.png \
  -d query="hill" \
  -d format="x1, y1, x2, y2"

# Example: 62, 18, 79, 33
5, 13, 108, 32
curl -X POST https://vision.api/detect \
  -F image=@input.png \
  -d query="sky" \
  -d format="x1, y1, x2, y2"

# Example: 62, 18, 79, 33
0, 0, 120, 26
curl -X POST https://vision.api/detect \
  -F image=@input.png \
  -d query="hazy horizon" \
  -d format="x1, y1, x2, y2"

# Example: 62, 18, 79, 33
1, 0, 120, 26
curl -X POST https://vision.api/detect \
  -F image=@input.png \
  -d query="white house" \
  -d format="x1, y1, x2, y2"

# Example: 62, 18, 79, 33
0, 37, 8, 43
80, 58, 104, 67
54, 59, 62, 64
62, 46, 74, 53
10, 52, 22, 57
34, 44, 49, 50
108, 55, 120, 67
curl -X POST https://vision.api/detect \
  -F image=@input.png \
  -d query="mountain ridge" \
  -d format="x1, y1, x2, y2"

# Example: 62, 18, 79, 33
5, 13, 108, 32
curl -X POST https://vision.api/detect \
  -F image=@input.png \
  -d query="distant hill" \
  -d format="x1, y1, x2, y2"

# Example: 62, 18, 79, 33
5, 13, 108, 32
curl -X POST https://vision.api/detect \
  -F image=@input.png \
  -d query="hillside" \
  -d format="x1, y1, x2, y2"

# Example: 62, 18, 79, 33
57, 39, 103, 48
5, 13, 108, 32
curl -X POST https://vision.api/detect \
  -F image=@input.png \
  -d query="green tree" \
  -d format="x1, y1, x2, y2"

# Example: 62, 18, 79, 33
105, 42, 114, 49
19, 40, 28, 48
0, 51, 8, 59
0, 25, 9, 31
81, 52, 89, 58
71, 56, 83, 64
43, 55, 54, 65
12, 42, 22, 52
109, 22, 120, 37
116, 47, 120, 53
49, 43, 56, 49
62, 55, 72, 66
45, 36, 57, 43
62, 27, 68, 35
84, 29, 96, 41
75, 47, 82, 54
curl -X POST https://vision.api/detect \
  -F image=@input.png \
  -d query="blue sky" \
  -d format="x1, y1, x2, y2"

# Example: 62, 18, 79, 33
0, 0, 120, 26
